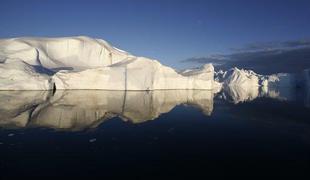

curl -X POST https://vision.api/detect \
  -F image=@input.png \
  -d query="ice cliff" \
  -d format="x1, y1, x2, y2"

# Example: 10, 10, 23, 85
0, 36, 214, 90
0, 36, 308, 91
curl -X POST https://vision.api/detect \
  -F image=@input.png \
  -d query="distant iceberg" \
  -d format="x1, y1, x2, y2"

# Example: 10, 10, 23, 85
214, 67, 310, 104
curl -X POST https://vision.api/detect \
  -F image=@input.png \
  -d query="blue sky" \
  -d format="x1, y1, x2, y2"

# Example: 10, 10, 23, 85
1, 0, 310, 69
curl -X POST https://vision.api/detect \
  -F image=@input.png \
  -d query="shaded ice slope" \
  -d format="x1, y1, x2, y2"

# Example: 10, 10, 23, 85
0, 60, 53, 90
0, 36, 215, 90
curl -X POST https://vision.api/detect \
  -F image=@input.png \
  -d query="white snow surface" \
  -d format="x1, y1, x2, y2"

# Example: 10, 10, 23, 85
54, 58, 215, 90
0, 60, 53, 90
0, 36, 215, 90
0, 36, 307, 91
214, 67, 299, 89
0, 36, 131, 70
213, 67, 310, 104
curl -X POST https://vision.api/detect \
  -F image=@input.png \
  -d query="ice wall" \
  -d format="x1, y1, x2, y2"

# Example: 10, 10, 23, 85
0, 36, 215, 90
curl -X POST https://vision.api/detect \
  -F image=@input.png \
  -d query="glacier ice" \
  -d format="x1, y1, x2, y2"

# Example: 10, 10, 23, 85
214, 67, 310, 104
0, 60, 53, 90
0, 36, 309, 91
0, 36, 214, 90
0, 36, 131, 69
53, 58, 215, 90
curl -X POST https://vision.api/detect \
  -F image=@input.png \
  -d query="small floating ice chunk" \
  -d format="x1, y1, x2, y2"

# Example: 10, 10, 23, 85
89, 138, 97, 143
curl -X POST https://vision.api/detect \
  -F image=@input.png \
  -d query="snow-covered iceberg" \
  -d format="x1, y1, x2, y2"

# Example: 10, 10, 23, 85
215, 67, 310, 104
214, 67, 298, 88
1, 36, 308, 91
215, 68, 262, 88
0, 36, 215, 90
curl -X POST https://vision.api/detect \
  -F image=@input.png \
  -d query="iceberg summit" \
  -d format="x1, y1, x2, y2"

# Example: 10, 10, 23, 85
0, 36, 307, 91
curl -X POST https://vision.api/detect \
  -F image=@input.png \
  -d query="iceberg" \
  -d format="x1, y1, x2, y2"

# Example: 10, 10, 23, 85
1, 36, 308, 91
0, 36, 215, 90
215, 66, 310, 104
214, 67, 299, 88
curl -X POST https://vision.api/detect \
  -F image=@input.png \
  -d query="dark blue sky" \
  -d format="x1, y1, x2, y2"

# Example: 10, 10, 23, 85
1, 0, 310, 69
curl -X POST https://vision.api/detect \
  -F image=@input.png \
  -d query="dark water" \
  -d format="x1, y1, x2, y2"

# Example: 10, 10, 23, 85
0, 89, 309, 178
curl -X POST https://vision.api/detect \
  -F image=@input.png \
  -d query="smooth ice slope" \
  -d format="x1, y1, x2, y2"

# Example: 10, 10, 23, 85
0, 36, 131, 70
0, 36, 215, 90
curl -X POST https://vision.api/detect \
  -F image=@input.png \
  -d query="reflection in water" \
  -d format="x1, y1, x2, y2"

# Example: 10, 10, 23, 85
0, 85, 309, 131
0, 91, 51, 128
1, 88, 309, 178
0, 90, 214, 131
219, 84, 310, 105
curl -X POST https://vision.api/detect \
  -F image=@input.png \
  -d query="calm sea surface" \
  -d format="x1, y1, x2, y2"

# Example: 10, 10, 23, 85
0, 88, 309, 178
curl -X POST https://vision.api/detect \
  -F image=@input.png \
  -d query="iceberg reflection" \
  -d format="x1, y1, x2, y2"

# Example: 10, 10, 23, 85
0, 85, 308, 131
219, 84, 310, 105
0, 91, 51, 128
0, 90, 214, 131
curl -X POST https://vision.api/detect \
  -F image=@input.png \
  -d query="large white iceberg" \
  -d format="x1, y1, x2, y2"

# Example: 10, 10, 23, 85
0, 36, 215, 90
1, 36, 308, 91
